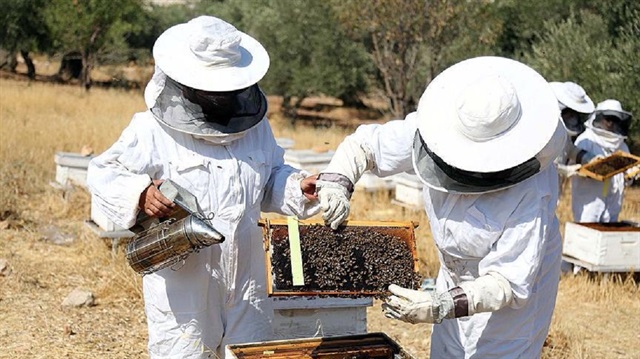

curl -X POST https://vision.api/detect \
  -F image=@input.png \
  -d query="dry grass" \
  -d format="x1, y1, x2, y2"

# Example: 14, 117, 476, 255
1, 78, 639, 358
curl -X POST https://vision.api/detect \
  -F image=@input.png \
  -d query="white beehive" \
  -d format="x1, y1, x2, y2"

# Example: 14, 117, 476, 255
283, 149, 334, 174
392, 172, 424, 209
356, 172, 398, 192
90, 200, 129, 233
54, 152, 94, 188
270, 297, 372, 339
563, 222, 640, 269
275, 137, 295, 150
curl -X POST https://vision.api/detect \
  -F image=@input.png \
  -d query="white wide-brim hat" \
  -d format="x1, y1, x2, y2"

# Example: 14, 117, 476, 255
595, 99, 632, 121
550, 81, 595, 114
152, 16, 270, 92
413, 56, 564, 193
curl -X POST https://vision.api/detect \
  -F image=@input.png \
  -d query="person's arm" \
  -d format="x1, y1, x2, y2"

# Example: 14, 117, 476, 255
382, 271, 513, 324
87, 115, 162, 229
317, 113, 418, 229
259, 122, 321, 219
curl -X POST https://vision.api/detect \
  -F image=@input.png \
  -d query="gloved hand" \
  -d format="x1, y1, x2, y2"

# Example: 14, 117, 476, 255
556, 163, 582, 177
316, 173, 354, 230
382, 284, 455, 324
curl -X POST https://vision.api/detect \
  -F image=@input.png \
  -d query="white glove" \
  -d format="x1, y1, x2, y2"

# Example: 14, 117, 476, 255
556, 163, 582, 177
317, 135, 373, 230
382, 284, 455, 324
383, 272, 514, 324
316, 174, 353, 230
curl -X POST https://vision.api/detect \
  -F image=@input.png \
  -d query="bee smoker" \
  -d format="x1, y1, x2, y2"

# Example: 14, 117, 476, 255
125, 180, 225, 275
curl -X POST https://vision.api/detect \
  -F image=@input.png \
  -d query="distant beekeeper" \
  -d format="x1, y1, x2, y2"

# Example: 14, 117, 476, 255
549, 81, 598, 181
316, 56, 565, 358
87, 16, 319, 359
571, 99, 634, 222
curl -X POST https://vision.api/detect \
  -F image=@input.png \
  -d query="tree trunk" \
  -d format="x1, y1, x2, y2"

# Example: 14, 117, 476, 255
81, 51, 92, 91
20, 50, 36, 79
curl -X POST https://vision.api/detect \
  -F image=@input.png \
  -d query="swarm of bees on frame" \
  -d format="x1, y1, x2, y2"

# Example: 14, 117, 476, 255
271, 225, 422, 298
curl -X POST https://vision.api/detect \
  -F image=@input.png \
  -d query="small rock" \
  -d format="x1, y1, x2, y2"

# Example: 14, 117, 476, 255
0, 259, 11, 276
40, 225, 75, 245
62, 288, 95, 308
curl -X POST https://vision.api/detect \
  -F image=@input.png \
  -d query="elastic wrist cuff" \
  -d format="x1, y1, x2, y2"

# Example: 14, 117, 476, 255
449, 286, 469, 318
317, 173, 355, 193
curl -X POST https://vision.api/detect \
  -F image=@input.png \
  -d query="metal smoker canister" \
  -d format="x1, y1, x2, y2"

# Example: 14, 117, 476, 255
126, 215, 225, 275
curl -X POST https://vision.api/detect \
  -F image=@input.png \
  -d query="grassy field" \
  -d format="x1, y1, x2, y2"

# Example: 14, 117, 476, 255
0, 77, 639, 359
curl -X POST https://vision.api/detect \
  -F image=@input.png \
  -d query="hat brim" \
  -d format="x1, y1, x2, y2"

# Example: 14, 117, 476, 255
153, 23, 270, 91
413, 119, 566, 194
550, 82, 595, 114
596, 109, 632, 122
417, 56, 560, 173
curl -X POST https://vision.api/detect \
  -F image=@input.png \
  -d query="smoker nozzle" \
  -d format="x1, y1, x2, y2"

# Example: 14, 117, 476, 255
185, 215, 225, 247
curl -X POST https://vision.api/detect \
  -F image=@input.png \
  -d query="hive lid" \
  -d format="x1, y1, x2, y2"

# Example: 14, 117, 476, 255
260, 218, 420, 297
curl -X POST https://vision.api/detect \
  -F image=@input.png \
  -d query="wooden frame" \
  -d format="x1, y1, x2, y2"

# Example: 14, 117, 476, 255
226, 332, 416, 359
578, 151, 640, 181
260, 218, 419, 297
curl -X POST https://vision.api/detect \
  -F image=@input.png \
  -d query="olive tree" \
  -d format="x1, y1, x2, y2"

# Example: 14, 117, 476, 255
333, 0, 498, 118
43, 0, 145, 89
523, 10, 640, 149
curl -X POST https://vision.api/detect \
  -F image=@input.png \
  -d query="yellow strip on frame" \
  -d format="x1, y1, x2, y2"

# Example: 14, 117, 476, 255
287, 216, 305, 286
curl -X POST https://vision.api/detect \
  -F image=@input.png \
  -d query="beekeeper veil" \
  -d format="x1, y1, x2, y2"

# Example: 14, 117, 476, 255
550, 81, 594, 137
412, 56, 565, 194
144, 16, 270, 144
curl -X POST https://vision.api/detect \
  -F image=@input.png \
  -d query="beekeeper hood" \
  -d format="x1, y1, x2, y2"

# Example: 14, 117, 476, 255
144, 16, 270, 143
584, 99, 632, 150
412, 56, 565, 194
589, 99, 632, 135
550, 81, 594, 136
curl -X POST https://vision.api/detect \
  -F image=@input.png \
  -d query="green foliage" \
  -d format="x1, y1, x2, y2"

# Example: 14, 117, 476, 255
522, 10, 640, 149
198, 0, 371, 105
0, 0, 51, 53
43, 0, 145, 62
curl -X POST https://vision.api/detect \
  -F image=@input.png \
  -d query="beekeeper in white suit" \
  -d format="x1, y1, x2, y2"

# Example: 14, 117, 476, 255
549, 81, 598, 180
571, 99, 634, 222
316, 56, 566, 358
87, 16, 320, 359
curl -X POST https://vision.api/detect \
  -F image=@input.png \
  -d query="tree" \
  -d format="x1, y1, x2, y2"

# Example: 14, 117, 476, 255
199, 0, 371, 109
523, 10, 640, 149
43, 0, 145, 89
0, 0, 51, 79
333, 0, 498, 119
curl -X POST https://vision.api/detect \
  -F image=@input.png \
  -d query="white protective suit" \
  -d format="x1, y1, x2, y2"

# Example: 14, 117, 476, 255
339, 113, 562, 358
571, 123, 630, 222
88, 112, 319, 358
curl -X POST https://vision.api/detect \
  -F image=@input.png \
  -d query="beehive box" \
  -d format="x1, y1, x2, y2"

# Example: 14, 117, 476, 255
270, 296, 372, 339
283, 149, 334, 174
226, 332, 416, 359
54, 152, 94, 187
578, 151, 640, 181
563, 221, 640, 270
392, 173, 424, 209
356, 172, 398, 192
261, 219, 420, 297
275, 137, 295, 150
90, 201, 129, 233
